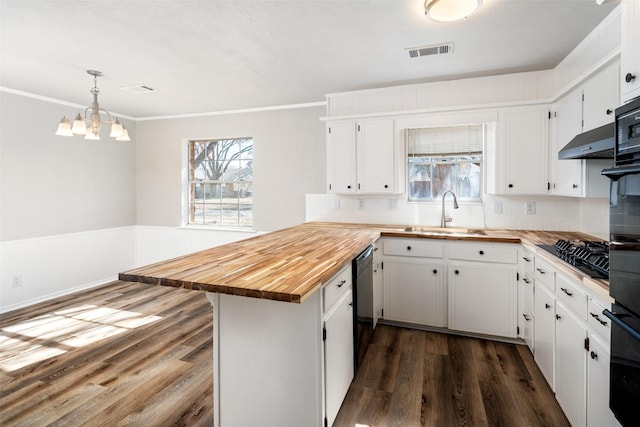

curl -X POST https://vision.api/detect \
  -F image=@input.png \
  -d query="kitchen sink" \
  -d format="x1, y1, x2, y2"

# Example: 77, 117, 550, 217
402, 226, 487, 236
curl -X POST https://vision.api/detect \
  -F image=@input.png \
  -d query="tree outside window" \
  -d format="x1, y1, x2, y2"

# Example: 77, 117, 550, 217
188, 138, 253, 227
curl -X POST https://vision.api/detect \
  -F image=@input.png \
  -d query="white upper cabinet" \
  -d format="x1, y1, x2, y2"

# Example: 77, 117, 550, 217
550, 88, 583, 197
326, 118, 396, 194
327, 121, 357, 194
621, 0, 640, 103
494, 105, 549, 195
583, 61, 620, 131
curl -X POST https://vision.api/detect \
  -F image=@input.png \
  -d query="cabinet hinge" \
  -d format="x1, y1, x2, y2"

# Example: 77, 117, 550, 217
584, 336, 590, 351
548, 111, 551, 119
517, 272, 520, 281
358, 183, 361, 190
357, 124, 361, 132
582, 93, 585, 102
324, 417, 328, 427
323, 327, 326, 342
517, 326, 520, 335
381, 308, 384, 317
381, 261, 384, 270
547, 182, 551, 191
329, 184, 332, 191
328, 127, 331, 134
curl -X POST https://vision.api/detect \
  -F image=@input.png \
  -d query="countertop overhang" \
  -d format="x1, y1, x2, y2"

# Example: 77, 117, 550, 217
119, 222, 609, 303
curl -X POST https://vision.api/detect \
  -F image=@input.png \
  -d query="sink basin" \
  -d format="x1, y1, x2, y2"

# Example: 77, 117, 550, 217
402, 226, 487, 236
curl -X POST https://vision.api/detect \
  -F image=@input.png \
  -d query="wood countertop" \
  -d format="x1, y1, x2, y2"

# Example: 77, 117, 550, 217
120, 222, 609, 303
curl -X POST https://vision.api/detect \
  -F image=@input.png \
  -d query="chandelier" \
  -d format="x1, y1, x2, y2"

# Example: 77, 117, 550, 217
424, 0, 482, 22
55, 70, 130, 141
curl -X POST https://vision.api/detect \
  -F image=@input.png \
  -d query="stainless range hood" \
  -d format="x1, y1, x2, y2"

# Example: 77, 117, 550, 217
558, 122, 614, 159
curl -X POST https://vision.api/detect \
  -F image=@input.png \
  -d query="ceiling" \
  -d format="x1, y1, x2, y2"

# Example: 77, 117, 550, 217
0, 0, 618, 119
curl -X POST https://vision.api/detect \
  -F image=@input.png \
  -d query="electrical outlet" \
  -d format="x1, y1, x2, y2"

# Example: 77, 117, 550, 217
388, 199, 398, 210
11, 274, 22, 287
525, 201, 536, 215
358, 199, 365, 210
493, 200, 503, 215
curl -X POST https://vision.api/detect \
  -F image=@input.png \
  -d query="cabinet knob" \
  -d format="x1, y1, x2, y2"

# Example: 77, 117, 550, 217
523, 313, 531, 321
572, 184, 578, 189
337, 280, 346, 288
455, 270, 460, 275
556, 314, 562, 320
536, 268, 546, 275
545, 303, 551, 309
508, 184, 514, 188
523, 257, 531, 262
523, 278, 531, 284
626, 72, 636, 83
479, 250, 484, 255
590, 351, 598, 360
384, 184, 389, 188
606, 109, 613, 115
406, 246, 412, 251
432, 269, 437, 274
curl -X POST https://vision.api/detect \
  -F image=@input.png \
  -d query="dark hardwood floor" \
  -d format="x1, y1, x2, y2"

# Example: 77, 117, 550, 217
1, 281, 570, 426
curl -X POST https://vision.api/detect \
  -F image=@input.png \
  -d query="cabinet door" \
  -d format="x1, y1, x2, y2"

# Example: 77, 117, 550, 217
555, 303, 587, 427
583, 60, 619, 132
502, 106, 549, 194
324, 291, 354, 427
621, 0, 640, 103
383, 257, 445, 327
327, 122, 356, 194
587, 335, 620, 427
448, 263, 517, 338
534, 284, 556, 389
358, 119, 394, 194
550, 88, 584, 197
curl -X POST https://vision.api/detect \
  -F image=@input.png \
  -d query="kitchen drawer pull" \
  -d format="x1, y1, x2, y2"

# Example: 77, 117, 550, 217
626, 72, 636, 83
479, 250, 484, 255
432, 269, 437, 274
522, 313, 531, 321
556, 314, 562, 320
337, 280, 346, 288
590, 351, 598, 360
384, 184, 389, 188
536, 268, 546, 275
606, 109, 613, 115
508, 184, 514, 188
455, 270, 460, 275
523, 257, 531, 262
545, 303, 551, 309
560, 287, 573, 297
347, 185, 351, 189
406, 246, 412, 251
523, 278, 531, 284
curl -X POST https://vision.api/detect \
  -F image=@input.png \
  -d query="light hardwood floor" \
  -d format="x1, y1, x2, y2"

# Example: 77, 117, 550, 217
1, 281, 569, 426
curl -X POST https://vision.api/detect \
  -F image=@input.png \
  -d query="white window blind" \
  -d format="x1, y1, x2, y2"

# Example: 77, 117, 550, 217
407, 125, 484, 156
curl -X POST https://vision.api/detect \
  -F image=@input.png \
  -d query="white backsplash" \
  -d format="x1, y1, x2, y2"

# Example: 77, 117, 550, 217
306, 193, 609, 240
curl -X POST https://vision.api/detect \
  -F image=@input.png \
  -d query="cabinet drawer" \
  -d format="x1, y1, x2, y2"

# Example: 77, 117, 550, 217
555, 273, 588, 321
521, 249, 535, 274
448, 242, 518, 264
534, 256, 555, 291
588, 298, 612, 343
383, 239, 444, 258
323, 265, 352, 314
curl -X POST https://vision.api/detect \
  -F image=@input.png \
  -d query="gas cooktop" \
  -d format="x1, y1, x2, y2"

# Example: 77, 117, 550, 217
537, 240, 609, 280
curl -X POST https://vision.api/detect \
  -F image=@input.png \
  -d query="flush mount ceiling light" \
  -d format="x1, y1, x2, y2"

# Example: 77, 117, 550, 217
55, 70, 130, 141
424, 0, 482, 22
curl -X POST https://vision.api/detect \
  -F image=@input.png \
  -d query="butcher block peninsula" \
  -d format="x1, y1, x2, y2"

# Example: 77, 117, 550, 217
119, 222, 606, 427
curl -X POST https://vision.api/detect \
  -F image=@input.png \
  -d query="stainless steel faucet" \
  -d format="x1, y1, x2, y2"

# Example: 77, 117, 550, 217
441, 190, 459, 228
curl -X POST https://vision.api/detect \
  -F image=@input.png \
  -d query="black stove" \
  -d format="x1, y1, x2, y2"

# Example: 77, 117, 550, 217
537, 240, 609, 280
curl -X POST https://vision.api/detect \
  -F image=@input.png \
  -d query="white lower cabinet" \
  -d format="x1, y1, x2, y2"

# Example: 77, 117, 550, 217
521, 308, 535, 351
587, 335, 619, 427
383, 257, 445, 327
448, 263, 517, 337
324, 290, 354, 427
534, 283, 556, 389
555, 302, 588, 427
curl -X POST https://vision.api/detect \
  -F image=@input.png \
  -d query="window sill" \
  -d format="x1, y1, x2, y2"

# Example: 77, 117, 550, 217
178, 225, 257, 233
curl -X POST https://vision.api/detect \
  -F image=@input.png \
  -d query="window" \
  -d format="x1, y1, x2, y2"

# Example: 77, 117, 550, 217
187, 138, 253, 227
407, 125, 483, 202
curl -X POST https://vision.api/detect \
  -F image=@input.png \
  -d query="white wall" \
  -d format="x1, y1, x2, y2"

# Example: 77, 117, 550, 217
0, 91, 137, 241
135, 106, 326, 232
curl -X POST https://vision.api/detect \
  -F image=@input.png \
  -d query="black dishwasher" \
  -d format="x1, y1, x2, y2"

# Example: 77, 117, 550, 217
353, 245, 374, 372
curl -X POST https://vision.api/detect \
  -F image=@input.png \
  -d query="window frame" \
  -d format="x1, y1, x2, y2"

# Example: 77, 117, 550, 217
182, 137, 254, 230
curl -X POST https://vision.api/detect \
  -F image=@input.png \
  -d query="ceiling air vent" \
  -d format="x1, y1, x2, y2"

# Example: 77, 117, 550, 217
406, 42, 454, 59
120, 84, 158, 94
